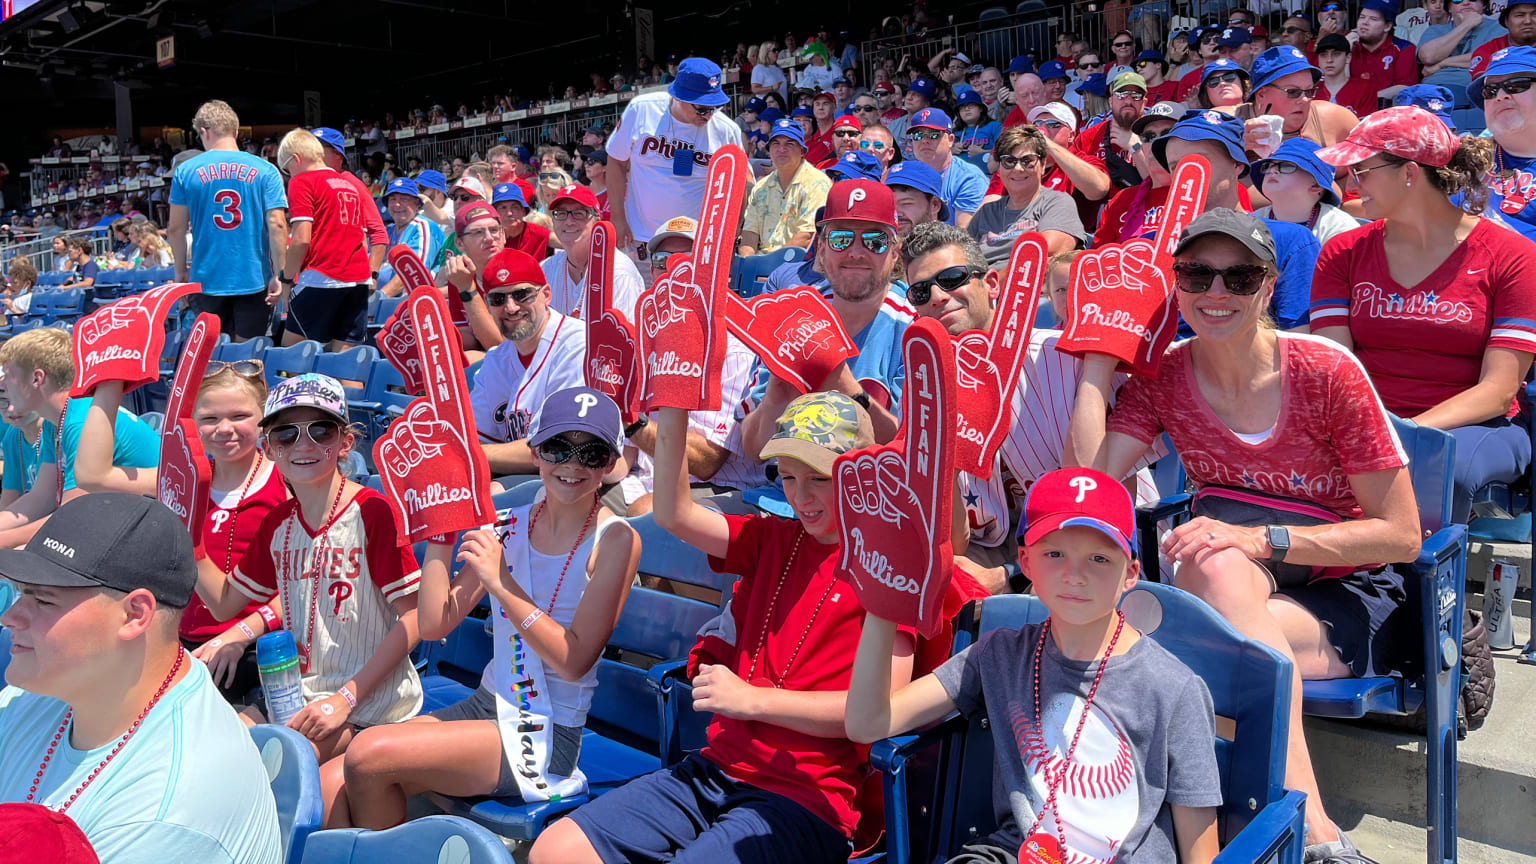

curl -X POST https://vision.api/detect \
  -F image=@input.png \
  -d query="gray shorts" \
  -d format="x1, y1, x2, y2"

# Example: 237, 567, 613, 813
428, 684, 584, 797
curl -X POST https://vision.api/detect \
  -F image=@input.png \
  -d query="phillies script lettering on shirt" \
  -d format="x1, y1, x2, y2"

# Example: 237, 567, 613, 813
639, 136, 713, 167
192, 161, 265, 183
1354, 282, 1474, 324
402, 482, 474, 514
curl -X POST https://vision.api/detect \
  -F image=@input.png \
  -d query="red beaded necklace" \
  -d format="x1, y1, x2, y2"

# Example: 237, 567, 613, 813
1020, 612, 1126, 863
27, 646, 186, 812
526, 498, 599, 613
279, 478, 349, 672
216, 453, 264, 573
744, 528, 837, 689
52, 403, 67, 504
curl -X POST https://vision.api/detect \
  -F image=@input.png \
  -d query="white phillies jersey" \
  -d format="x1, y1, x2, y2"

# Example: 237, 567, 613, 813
605, 91, 744, 243
230, 490, 422, 726
470, 312, 587, 444
542, 249, 646, 323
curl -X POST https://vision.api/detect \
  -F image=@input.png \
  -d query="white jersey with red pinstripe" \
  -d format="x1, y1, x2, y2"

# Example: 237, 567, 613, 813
469, 312, 588, 444
229, 489, 423, 726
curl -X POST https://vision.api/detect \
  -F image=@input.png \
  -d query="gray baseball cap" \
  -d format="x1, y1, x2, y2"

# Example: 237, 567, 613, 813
1172, 208, 1276, 264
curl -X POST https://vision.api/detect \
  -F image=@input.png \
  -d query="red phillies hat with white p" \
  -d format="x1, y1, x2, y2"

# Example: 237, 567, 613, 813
1021, 467, 1137, 556
817, 179, 898, 230
550, 183, 599, 210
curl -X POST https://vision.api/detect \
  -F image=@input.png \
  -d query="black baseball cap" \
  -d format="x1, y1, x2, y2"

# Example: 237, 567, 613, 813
0, 494, 197, 608
1172, 208, 1277, 263
1315, 33, 1351, 55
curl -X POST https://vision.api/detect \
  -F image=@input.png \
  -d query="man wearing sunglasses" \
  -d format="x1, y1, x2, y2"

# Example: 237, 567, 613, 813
741, 120, 832, 257
469, 248, 593, 477
1277, 14, 1314, 51
1068, 72, 1149, 192
1468, 0, 1536, 78
1134, 50, 1179, 103
874, 81, 904, 123
1351, 0, 1420, 101
1473, 46, 1536, 241
903, 108, 987, 230
856, 124, 898, 177
541, 184, 644, 317
607, 57, 749, 263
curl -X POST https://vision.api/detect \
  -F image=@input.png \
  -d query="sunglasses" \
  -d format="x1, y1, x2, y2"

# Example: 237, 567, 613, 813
1035, 119, 1067, 130
909, 130, 949, 141
537, 172, 562, 181
1347, 160, 1400, 182
1200, 34, 1221, 43
854, 104, 879, 113
536, 437, 615, 469
687, 102, 717, 116
1482, 75, 1536, 100
1112, 89, 1147, 100
825, 229, 893, 254
549, 208, 592, 221
1257, 161, 1303, 176
1171, 262, 1268, 295
859, 139, 888, 151
1113, 41, 1134, 48
650, 250, 678, 271
907, 265, 986, 305
998, 154, 1041, 170
451, 193, 479, 203
1078, 60, 1104, 69
487, 286, 538, 306
207, 359, 264, 377
833, 129, 861, 138
1205, 71, 1244, 86
266, 419, 342, 448
1266, 85, 1318, 99
1280, 25, 1309, 34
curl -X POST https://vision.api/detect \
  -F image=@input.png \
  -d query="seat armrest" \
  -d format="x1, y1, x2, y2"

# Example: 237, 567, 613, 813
1213, 789, 1306, 864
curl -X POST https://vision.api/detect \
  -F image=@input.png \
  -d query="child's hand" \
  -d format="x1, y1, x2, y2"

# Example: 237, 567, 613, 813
457, 528, 510, 595
193, 634, 249, 688
691, 663, 760, 719
289, 693, 352, 742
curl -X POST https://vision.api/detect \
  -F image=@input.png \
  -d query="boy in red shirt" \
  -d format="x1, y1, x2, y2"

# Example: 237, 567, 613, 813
1350, 0, 1419, 100
491, 182, 551, 261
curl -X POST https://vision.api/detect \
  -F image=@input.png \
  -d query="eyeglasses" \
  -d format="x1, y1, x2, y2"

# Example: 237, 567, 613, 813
825, 229, 893, 254
1348, 160, 1400, 182
834, 129, 861, 138
859, 139, 888, 151
1112, 89, 1147, 100
854, 104, 879, 113
536, 437, 615, 469
1280, 25, 1309, 34
266, 419, 342, 448
1035, 119, 1067, 130
1482, 75, 1536, 100
687, 102, 717, 116
907, 265, 986, 305
1078, 60, 1104, 69
1205, 71, 1244, 86
998, 154, 1041, 170
1265, 84, 1318, 99
487, 286, 539, 306
549, 208, 593, 221
1171, 262, 1268, 295
909, 130, 949, 141
461, 226, 501, 241
206, 359, 264, 377
1112, 41, 1134, 48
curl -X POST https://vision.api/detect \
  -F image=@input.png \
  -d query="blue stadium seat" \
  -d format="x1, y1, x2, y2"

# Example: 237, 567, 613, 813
869, 586, 1304, 864
314, 345, 380, 405
297, 815, 513, 864
369, 296, 406, 336
1461, 380, 1536, 664
36, 271, 67, 287
144, 265, 174, 284
729, 248, 806, 298
250, 724, 323, 864
351, 359, 414, 463
210, 335, 272, 365
1133, 417, 1467, 864
49, 287, 85, 324
262, 340, 322, 387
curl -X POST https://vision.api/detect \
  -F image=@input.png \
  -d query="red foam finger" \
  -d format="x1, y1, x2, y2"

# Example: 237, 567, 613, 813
899, 319, 956, 509
387, 245, 437, 292
953, 233, 1040, 477
724, 287, 855, 394
164, 314, 219, 424
1152, 155, 1211, 264
159, 419, 211, 555
71, 281, 201, 397
586, 309, 643, 423
584, 221, 616, 321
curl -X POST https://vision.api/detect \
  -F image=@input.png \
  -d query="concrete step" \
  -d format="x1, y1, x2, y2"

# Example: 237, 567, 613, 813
1306, 595, 1536, 863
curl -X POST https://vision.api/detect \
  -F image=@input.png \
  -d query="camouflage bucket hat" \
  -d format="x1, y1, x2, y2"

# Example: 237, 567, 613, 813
759, 391, 875, 475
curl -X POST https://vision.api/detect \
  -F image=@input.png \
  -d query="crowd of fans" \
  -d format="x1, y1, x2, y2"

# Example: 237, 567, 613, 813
0, 1, 1530, 862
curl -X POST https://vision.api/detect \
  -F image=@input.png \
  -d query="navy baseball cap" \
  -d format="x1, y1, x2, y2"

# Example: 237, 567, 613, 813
769, 118, 807, 147
1394, 84, 1457, 129
311, 127, 345, 152
909, 77, 937, 99
492, 182, 528, 207
668, 57, 729, 107
1153, 109, 1251, 177
956, 89, 986, 108
1201, 58, 1249, 84
1250, 45, 1322, 92
528, 387, 623, 453
416, 169, 448, 194
827, 150, 885, 182
1471, 45, 1536, 106
745, 96, 767, 113
384, 177, 420, 198
1218, 27, 1253, 49
909, 107, 952, 131
1187, 25, 1213, 48
1079, 72, 1109, 97
1361, 0, 1398, 16
1038, 59, 1068, 81
512, 144, 532, 161
790, 105, 815, 119
885, 161, 952, 221
1252, 138, 1341, 205
1008, 56, 1035, 75
760, 106, 787, 123
0, 493, 198, 608
1134, 50, 1168, 70
586, 149, 609, 164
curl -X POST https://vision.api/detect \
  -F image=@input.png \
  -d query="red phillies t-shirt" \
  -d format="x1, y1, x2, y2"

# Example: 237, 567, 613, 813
1094, 182, 1172, 246
1071, 118, 1130, 165
1349, 38, 1419, 90
507, 220, 551, 261
1317, 78, 1381, 120
1310, 219, 1536, 417
181, 460, 289, 641
807, 126, 836, 165
288, 168, 372, 282
1468, 35, 1510, 79
1145, 80, 1180, 104
1003, 105, 1029, 129
1108, 335, 1408, 520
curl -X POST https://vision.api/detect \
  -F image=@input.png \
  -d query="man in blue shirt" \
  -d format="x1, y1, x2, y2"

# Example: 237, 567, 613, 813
906, 107, 989, 230
1473, 46, 1536, 241
168, 100, 288, 341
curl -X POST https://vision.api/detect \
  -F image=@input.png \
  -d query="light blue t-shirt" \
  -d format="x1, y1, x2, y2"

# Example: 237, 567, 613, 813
939, 157, 989, 224
1419, 17, 1505, 107
169, 150, 288, 296
0, 661, 282, 864
40, 398, 161, 494
379, 215, 445, 284
0, 424, 40, 494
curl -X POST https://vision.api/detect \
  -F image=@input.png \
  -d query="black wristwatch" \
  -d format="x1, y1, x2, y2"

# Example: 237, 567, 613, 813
624, 415, 650, 439
1265, 525, 1291, 563
851, 391, 871, 410
278, 272, 294, 286
458, 287, 478, 302
371, 270, 380, 283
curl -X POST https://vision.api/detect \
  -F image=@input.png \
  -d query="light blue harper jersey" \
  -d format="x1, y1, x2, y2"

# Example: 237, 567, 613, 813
378, 216, 445, 284
940, 157, 989, 224
169, 150, 287, 296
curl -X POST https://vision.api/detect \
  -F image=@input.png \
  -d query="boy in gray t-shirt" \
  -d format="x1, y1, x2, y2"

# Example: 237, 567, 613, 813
846, 468, 1222, 864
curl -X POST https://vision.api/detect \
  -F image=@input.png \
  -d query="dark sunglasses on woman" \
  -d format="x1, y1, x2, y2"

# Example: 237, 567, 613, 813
1171, 262, 1268, 295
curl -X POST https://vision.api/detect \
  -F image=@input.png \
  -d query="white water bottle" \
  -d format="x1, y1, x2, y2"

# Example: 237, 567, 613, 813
255, 630, 306, 725
1484, 559, 1519, 651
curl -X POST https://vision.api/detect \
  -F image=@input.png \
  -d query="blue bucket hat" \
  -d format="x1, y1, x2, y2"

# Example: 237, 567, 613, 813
384, 177, 420, 199
1250, 45, 1321, 93
492, 182, 528, 207
415, 169, 448, 194
668, 57, 729, 107
310, 127, 345, 152
1038, 60, 1068, 81
790, 105, 815, 119
1394, 84, 1457, 130
1008, 56, 1035, 75
884, 161, 952, 222
1200, 58, 1249, 85
909, 77, 938, 99
760, 106, 786, 123
827, 151, 885, 183
1470, 45, 1536, 107
1153, 109, 1251, 177
1079, 72, 1109, 97
1252, 139, 1341, 205
769, 118, 807, 147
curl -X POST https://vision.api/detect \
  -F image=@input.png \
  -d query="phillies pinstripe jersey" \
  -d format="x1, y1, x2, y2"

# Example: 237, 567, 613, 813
470, 312, 588, 444
230, 489, 423, 726
541, 248, 646, 323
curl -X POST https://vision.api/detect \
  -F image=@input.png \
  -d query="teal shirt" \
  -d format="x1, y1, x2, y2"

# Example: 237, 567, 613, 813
0, 424, 40, 494
39, 397, 160, 493
0, 661, 283, 864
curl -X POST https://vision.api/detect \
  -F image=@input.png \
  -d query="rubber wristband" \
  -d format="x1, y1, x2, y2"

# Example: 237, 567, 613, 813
257, 606, 280, 630
520, 608, 544, 630
337, 685, 358, 709
236, 621, 257, 640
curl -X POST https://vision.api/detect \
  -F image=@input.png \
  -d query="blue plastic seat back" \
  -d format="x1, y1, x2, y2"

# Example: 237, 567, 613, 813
262, 340, 322, 387
1392, 416, 1454, 535
210, 336, 272, 365
371, 296, 406, 331
250, 724, 323, 864
314, 345, 380, 403
297, 815, 514, 864
730, 248, 806, 298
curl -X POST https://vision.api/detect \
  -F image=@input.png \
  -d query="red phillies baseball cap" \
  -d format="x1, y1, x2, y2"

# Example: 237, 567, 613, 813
1022, 467, 1136, 557
454, 201, 499, 235
832, 114, 863, 132
817, 179, 899, 230
813, 90, 837, 102
550, 183, 599, 210
482, 248, 547, 291
1315, 105, 1460, 168
875, 81, 896, 93
0, 804, 100, 864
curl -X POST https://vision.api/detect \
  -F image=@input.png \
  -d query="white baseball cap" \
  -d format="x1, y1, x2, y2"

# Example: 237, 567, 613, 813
450, 176, 487, 199
1027, 102, 1079, 132
647, 215, 698, 254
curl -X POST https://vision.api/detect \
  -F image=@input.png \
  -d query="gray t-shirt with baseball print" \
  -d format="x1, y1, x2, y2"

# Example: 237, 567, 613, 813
933, 622, 1222, 863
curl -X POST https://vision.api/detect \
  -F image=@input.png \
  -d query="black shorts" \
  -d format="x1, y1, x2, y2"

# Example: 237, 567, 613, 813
1276, 566, 1409, 678
188, 292, 272, 341
287, 283, 370, 345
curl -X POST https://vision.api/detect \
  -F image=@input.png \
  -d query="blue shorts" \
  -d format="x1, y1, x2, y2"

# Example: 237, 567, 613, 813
564, 753, 850, 864
1448, 418, 1531, 524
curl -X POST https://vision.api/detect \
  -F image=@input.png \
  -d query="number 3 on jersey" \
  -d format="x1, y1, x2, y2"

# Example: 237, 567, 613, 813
213, 189, 243, 230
